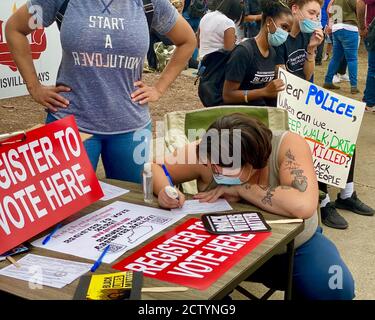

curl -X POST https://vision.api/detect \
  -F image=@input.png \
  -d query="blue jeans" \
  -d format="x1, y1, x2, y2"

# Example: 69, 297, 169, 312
364, 43, 375, 107
182, 11, 200, 61
46, 114, 152, 183
248, 227, 355, 300
325, 29, 359, 87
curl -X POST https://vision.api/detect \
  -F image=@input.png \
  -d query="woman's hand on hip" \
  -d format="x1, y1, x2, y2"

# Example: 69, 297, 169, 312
131, 81, 162, 105
29, 84, 71, 112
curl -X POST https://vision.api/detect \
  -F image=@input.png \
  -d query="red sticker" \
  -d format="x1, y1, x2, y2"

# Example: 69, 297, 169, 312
113, 218, 271, 290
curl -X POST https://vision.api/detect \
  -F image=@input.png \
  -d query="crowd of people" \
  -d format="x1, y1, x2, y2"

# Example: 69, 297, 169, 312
4, 0, 375, 300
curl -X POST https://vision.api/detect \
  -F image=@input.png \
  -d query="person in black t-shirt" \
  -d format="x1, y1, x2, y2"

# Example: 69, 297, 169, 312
275, 0, 324, 81
223, 0, 293, 106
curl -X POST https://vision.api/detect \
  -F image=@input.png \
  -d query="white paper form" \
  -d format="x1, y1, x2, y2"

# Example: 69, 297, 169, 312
99, 182, 129, 201
0, 254, 91, 289
32, 201, 186, 263
171, 199, 233, 215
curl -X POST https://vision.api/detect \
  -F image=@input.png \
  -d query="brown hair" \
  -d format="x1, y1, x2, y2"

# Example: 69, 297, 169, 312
196, 113, 273, 169
287, 0, 323, 8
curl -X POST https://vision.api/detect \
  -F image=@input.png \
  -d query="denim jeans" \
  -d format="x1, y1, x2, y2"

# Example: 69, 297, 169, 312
46, 114, 152, 184
248, 226, 355, 300
182, 11, 200, 61
325, 29, 359, 87
364, 43, 375, 107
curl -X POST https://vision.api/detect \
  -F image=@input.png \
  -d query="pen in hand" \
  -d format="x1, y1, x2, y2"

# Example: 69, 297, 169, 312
161, 164, 180, 201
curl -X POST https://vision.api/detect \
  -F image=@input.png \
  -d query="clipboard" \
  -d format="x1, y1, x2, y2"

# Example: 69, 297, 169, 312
0, 131, 27, 146
0, 124, 92, 146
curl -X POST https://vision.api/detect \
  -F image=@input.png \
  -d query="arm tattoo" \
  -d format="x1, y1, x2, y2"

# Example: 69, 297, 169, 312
283, 149, 308, 192
260, 185, 275, 206
244, 183, 252, 190
286, 149, 295, 161
291, 169, 308, 192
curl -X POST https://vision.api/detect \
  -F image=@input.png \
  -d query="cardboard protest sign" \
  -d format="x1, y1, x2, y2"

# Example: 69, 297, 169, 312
277, 69, 365, 188
0, 116, 103, 255
0, 0, 62, 99
113, 218, 271, 290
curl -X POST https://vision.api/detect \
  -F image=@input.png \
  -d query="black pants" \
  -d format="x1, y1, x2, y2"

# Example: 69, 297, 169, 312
337, 56, 347, 75
147, 29, 173, 70
318, 151, 355, 194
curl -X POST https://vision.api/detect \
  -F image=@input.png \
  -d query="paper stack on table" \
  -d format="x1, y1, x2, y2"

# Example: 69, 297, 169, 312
99, 182, 129, 201
0, 254, 91, 289
32, 201, 186, 263
171, 199, 233, 215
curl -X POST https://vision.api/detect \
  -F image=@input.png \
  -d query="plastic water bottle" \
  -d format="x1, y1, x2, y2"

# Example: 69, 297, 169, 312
143, 162, 153, 204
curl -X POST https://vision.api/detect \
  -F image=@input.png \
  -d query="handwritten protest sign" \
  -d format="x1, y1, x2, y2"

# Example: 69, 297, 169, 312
277, 69, 365, 188
113, 218, 270, 290
0, 116, 103, 255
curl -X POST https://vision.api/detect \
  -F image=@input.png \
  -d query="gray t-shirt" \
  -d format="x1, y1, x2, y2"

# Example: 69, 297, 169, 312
27, 0, 178, 134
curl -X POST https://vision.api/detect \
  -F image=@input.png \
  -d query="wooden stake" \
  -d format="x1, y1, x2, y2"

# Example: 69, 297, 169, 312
6, 256, 21, 268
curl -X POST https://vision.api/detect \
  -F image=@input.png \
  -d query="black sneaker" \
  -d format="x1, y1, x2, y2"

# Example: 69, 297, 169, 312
321, 202, 349, 229
335, 192, 375, 216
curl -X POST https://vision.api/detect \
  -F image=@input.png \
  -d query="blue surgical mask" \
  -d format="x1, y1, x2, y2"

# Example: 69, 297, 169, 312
299, 10, 322, 33
268, 19, 289, 47
213, 173, 243, 185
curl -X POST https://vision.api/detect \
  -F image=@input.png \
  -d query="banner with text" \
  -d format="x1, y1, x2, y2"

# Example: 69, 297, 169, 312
113, 218, 271, 290
277, 69, 365, 188
0, 0, 61, 99
0, 116, 103, 255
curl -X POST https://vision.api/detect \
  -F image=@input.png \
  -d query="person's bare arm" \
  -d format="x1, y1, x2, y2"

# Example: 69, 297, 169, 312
223, 79, 285, 104
304, 29, 324, 80
243, 14, 262, 22
223, 27, 236, 51
5, 5, 70, 111
357, 0, 368, 37
237, 132, 318, 219
152, 142, 207, 209
132, 15, 196, 104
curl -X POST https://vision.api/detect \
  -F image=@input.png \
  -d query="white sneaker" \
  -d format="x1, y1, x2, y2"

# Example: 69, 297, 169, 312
339, 73, 350, 82
333, 74, 340, 83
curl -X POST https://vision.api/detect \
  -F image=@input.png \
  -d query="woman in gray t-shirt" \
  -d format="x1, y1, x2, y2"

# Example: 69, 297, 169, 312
6, 0, 196, 183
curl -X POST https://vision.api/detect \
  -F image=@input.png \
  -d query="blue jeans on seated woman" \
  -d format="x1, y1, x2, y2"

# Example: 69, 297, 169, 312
248, 226, 355, 300
46, 113, 152, 183
324, 29, 359, 87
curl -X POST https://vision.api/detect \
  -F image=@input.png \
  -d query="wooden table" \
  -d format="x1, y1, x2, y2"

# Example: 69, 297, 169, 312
0, 179, 304, 300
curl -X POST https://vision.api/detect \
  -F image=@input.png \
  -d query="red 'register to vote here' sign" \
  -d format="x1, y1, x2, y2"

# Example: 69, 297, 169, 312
113, 218, 271, 290
0, 116, 103, 255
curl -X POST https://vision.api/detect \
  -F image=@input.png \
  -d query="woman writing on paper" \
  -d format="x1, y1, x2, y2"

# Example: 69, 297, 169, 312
151, 113, 354, 300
